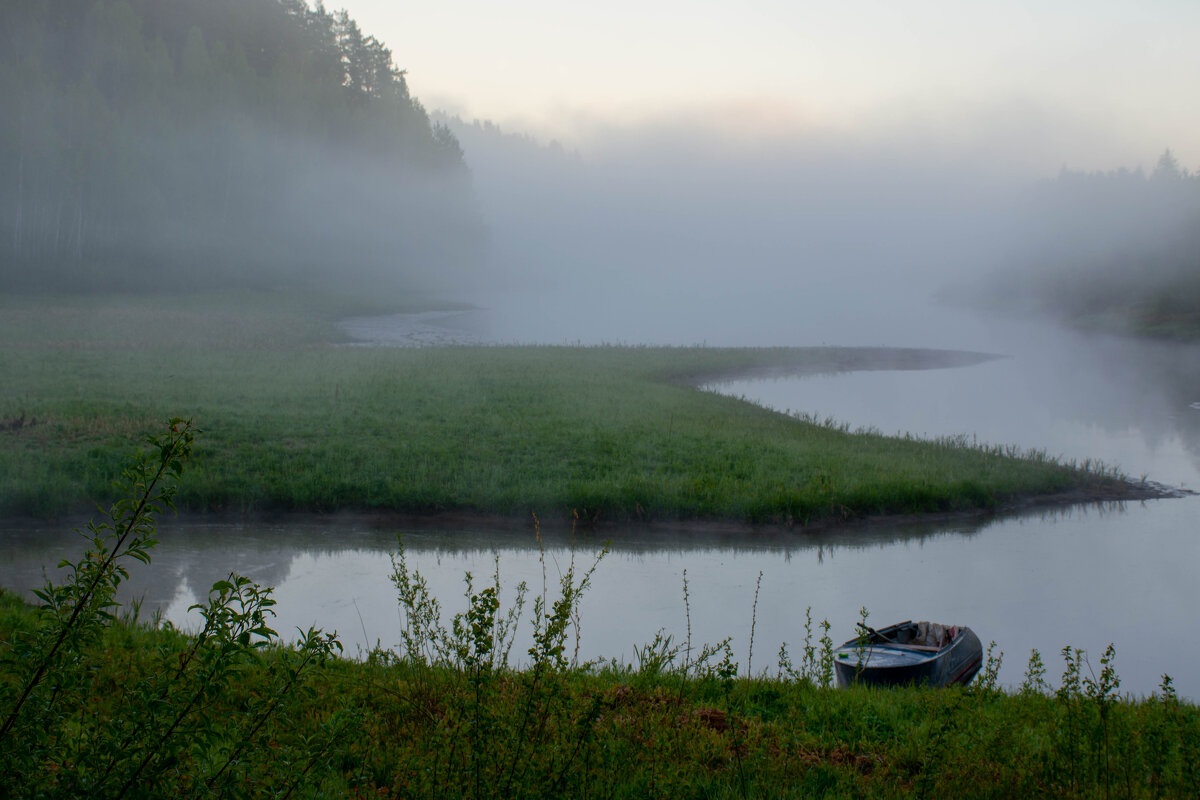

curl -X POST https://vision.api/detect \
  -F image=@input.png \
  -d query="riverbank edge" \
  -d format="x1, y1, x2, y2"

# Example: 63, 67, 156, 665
0, 475, 1179, 540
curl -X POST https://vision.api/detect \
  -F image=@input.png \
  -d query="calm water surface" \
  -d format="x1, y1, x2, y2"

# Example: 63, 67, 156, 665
7, 297, 1200, 698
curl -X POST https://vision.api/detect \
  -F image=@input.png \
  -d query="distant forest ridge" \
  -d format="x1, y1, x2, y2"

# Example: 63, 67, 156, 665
0, 0, 483, 292
975, 149, 1200, 338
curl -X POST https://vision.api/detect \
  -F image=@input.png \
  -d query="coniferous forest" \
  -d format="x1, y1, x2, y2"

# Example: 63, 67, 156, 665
0, 0, 483, 293
981, 150, 1200, 337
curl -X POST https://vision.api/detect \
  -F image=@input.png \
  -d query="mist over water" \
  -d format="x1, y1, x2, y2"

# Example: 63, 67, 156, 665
314, 119, 1200, 700
13, 114, 1200, 695
423, 117, 1200, 495
434, 117, 1044, 350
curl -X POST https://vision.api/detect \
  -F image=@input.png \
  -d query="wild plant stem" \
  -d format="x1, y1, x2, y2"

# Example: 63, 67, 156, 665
501, 667, 546, 798
276, 709, 358, 800
203, 648, 318, 795
682, 569, 692, 675
0, 423, 189, 745
748, 570, 763, 675
94, 618, 219, 789
115, 658, 220, 799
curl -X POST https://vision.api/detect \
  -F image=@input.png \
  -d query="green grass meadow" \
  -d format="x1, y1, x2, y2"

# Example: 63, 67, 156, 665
0, 292, 1133, 522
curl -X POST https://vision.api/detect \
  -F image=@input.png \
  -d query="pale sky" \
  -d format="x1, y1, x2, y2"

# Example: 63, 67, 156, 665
341, 0, 1200, 170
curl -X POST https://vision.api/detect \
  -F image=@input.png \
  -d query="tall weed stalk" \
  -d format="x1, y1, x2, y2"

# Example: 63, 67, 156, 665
0, 420, 344, 797
0, 418, 196, 747
384, 515, 609, 798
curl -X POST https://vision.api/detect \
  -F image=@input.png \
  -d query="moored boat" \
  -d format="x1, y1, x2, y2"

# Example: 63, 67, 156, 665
833, 620, 982, 688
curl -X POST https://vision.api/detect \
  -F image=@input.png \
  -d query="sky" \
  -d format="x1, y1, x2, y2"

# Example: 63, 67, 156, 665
341, 0, 1200, 172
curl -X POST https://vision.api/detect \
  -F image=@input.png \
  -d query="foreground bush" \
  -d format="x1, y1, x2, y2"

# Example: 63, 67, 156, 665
3, 580, 1198, 798
0, 421, 343, 798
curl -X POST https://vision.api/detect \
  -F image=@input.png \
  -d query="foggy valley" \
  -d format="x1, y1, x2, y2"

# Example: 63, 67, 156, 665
3, 1, 1200, 794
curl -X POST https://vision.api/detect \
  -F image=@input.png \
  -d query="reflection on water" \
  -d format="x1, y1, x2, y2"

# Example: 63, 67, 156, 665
3, 498, 1196, 700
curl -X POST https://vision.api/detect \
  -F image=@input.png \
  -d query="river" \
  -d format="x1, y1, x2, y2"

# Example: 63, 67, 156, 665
5, 293, 1200, 698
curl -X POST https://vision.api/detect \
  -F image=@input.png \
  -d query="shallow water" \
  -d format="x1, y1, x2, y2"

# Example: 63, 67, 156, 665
7, 296, 1200, 698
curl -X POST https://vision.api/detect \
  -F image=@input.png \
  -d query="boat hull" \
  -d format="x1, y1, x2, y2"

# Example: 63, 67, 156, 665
834, 623, 982, 689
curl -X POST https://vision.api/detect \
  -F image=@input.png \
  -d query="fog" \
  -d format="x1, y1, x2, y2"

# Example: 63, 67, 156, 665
9, 1, 1194, 340
0, 0, 485, 295
348, 111, 1200, 490
440, 113, 1194, 351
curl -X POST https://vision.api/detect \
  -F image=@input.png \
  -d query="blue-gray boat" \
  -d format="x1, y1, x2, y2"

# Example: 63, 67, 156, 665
834, 620, 983, 688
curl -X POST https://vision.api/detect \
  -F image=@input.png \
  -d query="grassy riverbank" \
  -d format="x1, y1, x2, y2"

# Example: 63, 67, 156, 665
3, 581, 1197, 799
0, 292, 1141, 523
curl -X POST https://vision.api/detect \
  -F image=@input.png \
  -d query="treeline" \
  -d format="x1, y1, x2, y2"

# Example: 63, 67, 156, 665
981, 150, 1200, 337
0, 0, 483, 293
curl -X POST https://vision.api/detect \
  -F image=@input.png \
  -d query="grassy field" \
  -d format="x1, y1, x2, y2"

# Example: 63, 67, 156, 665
3, 571, 1196, 799
0, 291, 1138, 523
